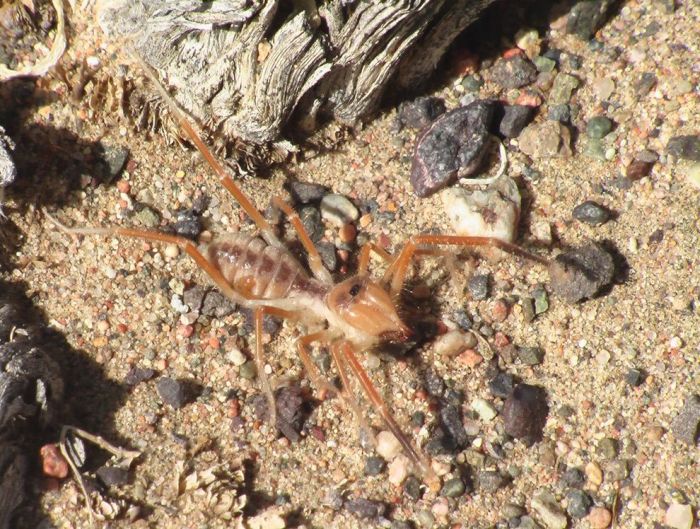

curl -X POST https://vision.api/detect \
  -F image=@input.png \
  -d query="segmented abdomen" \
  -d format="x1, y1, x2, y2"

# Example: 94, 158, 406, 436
207, 234, 320, 300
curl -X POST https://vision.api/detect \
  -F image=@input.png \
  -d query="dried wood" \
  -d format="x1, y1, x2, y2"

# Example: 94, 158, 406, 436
97, 0, 495, 146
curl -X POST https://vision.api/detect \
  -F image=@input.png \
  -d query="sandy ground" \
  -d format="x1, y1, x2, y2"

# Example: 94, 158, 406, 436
1, 1, 698, 528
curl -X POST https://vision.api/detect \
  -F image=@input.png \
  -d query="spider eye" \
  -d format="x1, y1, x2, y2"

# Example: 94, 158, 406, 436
349, 284, 361, 297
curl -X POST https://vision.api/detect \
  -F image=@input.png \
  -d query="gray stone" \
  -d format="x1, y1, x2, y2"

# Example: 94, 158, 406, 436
398, 96, 446, 129
518, 122, 572, 159
156, 377, 191, 409
548, 242, 615, 303
566, 0, 613, 40
572, 200, 611, 226
586, 116, 613, 139
344, 497, 385, 519
469, 273, 491, 300
99, 143, 129, 183
549, 73, 580, 105
364, 456, 386, 476
518, 347, 544, 365
490, 55, 538, 89
300, 206, 324, 242
547, 104, 570, 123
596, 437, 618, 459
503, 384, 549, 444
565, 489, 592, 518
96, 466, 130, 487
441, 477, 466, 498
531, 490, 568, 529
671, 394, 700, 445
410, 101, 494, 197
489, 372, 515, 398
288, 181, 329, 204
477, 470, 509, 492
500, 105, 534, 138
134, 206, 160, 228
667, 135, 700, 161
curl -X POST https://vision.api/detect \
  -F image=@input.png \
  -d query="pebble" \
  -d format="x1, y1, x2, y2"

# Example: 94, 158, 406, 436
433, 330, 472, 358
462, 74, 484, 92
591, 77, 615, 100
376, 430, 402, 460
572, 200, 610, 226
634, 72, 657, 96
364, 456, 386, 476
549, 73, 580, 105
248, 512, 286, 529
388, 455, 410, 485
489, 372, 515, 398
471, 397, 497, 422
666, 135, 700, 161
490, 54, 538, 89
288, 181, 329, 204
300, 206, 324, 241
596, 437, 618, 459
566, 0, 611, 39
626, 158, 654, 180
531, 490, 567, 529
502, 503, 526, 518
319, 194, 359, 227
499, 105, 534, 138
227, 347, 247, 367
533, 55, 556, 72
416, 510, 435, 528
518, 122, 572, 158
442, 176, 521, 243
670, 394, 700, 445
410, 101, 494, 197
172, 208, 202, 240
457, 348, 483, 368
403, 475, 422, 500
316, 241, 337, 271
344, 497, 385, 519
587, 506, 612, 529
518, 346, 544, 365
547, 104, 570, 123
684, 162, 700, 189
156, 377, 192, 409
477, 470, 509, 492
239, 361, 257, 380
664, 503, 694, 529
585, 461, 603, 486
548, 242, 615, 303
440, 477, 465, 498
397, 96, 446, 129
502, 384, 548, 443
468, 273, 490, 300
170, 294, 188, 313
99, 143, 129, 182
124, 366, 156, 386
253, 384, 306, 442
440, 403, 468, 447
40, 444, 69, 479
561, 467, 585, 488
586, 116, 613, 139
164, 244, 179, 258
134, 206, 160, 228
96, 466, 130, 487
565, 489, 592, 518
605, 459, 628, 481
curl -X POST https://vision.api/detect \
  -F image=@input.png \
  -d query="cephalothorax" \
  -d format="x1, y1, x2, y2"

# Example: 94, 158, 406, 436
48, 57, 549, 490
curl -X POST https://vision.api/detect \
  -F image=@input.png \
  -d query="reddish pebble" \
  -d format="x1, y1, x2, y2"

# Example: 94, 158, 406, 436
587, 506, 612, 528
40, 444, 69, 479
126, 159, 137, 173
515, 92, 543, 107
208, 336, 220, 349
177, 324, 194, 338
309, 426, 326, 441
503, 48, 524, 59
116, 180, 131, 194
491, 299, 510, 322
626, 159, 653, 180
228, 398, 240, 418
493, 332, 510, 347
457, 348, 483, 368
117, 323, 128, 333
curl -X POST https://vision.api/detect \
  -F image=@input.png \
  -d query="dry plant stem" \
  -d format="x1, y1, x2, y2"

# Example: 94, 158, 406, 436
385, 235, 551, 296
340, 342, 438, 489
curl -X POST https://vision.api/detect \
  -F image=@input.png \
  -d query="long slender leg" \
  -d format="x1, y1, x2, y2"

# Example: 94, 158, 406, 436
295, 330, 339, 396
329, 341, 375, 444
383, 235, 550, 297
340, 341, 438, 490
357, 241, 393, 276
255, 307, 278, 429
271, 196, 332, 284
133, 54, 281, 248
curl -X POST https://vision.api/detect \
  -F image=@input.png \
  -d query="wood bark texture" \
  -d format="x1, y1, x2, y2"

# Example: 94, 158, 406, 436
97, 0, 495, 146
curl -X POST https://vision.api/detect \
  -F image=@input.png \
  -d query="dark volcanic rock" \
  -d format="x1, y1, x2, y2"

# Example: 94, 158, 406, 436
156, 377, 195, 409
499, 104, 534, 138
548, 242, 615, 303
666, 135, 700, 161
410, 101, 494, 197
566, 0, 614, 40
572, 200, 611, 226
252, 384, 309, 442
502, 384, 548, 444
288, 181, 329, 204
398, 96, 446, 129
344, 497, 385, 519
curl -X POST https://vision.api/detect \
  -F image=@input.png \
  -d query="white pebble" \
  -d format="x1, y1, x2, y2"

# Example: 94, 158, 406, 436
102, 266, 117, 279
388, 454, 410, 485
170, 294, 189, 314
441, 176, 521, 243
471, 398, 497, 422
320, 194, 359, 227
164, 244, 180, 258
664, 503, 693, 529
227, 348, 247, 366
376, 430, 402, 460
433, 330, 471, 358
669, 336, 683, 349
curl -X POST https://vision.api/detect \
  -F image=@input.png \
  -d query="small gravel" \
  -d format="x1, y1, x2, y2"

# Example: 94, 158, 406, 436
572, 200, 611, 226
344, 497, 385, 519
477, 470, 509, 492
96, 465, 130, 487
565, 489, 592, 519
666, 135, 700, 161
499, 104, 534, 138
502, 384, 549, 444
397, 96, 446, 130
548, 242, 616, 303
531, 490, 568, 529
440, 477, 465, 498
468, 273, 490, 300
586, 116, 613, 139
671, 394, 700, 445
489, 55, 538, 89
288, 181, 329, 204
319, 194, 359, 226
156, 377, 192, 409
